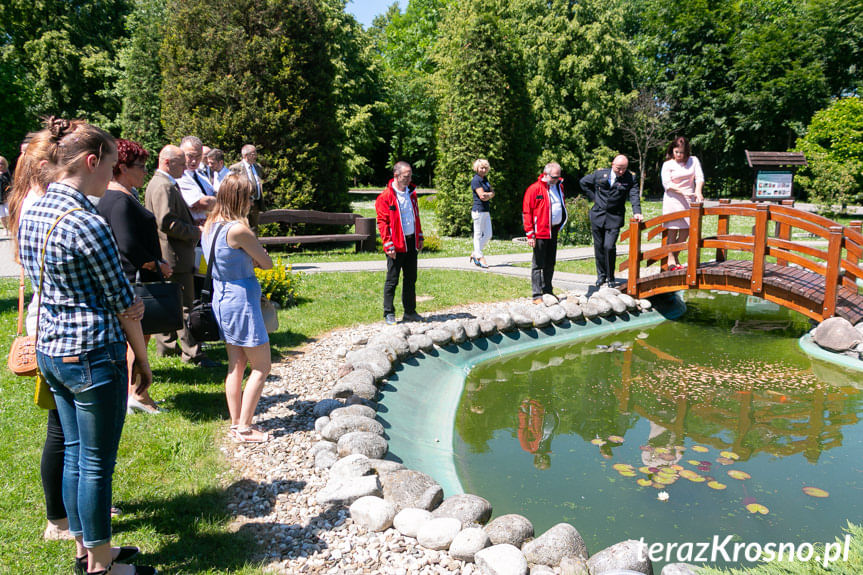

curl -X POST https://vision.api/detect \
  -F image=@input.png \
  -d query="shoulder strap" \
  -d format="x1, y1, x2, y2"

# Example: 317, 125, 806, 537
15, 268, 26, 337
34, 207, 85, 340
201, 222, 226, 303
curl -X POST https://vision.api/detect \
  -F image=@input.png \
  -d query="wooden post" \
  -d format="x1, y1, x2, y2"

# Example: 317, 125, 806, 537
687, 202, 703, 286
660, 229, 669, 271
849, 221, 862, 267
627, 217, 643, 297
751, 204, 769, 295
776, 200, 794, 266
355, 217, 377, 253
822, 226, 843, 319
716, 199, 730, 262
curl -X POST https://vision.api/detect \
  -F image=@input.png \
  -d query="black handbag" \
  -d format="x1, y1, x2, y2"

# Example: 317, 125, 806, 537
186, 223, 224, 342
134, 268, 183, 335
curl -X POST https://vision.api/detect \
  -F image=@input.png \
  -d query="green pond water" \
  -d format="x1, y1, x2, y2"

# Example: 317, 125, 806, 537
453, 292, 863, 566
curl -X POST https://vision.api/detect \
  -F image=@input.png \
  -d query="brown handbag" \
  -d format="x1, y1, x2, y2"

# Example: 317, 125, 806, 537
7, 269, 37, 376
7, 208, 84, 410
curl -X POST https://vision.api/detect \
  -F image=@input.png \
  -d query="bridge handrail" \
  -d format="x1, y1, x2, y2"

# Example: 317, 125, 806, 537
619, 200, 862, 321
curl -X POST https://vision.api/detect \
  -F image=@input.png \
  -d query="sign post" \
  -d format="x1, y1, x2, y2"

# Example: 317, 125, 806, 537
745, 151, 807, 203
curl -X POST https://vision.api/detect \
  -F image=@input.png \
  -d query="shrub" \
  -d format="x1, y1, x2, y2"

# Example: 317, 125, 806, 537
417, 193, 437, 210
422, 232, 442, 252
558, 196, 592, 246
255, 257, 303, 308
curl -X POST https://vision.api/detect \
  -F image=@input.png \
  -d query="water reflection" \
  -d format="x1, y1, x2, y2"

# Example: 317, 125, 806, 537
454, 293, 863, 564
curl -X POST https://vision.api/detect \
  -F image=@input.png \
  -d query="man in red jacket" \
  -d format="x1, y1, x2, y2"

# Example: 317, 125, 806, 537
523, 162, 567, 304
376, 161, 424, 325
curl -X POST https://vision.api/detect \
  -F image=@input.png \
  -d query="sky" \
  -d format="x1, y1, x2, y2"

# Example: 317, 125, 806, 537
345, 0, 399, 28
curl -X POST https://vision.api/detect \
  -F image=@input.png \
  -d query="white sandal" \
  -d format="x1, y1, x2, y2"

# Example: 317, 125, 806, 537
229, 425, 269, 443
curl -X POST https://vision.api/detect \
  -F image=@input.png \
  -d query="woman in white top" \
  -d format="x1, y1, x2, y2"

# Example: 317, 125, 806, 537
661, 136, 704, 269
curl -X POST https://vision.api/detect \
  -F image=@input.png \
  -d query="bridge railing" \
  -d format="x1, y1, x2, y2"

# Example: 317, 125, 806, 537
619, 199, 863, 318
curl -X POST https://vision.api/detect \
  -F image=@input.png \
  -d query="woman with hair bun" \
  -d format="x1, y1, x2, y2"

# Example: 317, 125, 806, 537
98, 138, 171, 415
202, 173, 273, 443
18, 117, 156, 575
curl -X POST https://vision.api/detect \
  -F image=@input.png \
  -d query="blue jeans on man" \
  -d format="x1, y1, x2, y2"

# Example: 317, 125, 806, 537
37, 342, 127, 548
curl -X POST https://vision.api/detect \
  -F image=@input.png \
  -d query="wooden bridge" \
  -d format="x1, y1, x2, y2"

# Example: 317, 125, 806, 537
620, 200, 863, 324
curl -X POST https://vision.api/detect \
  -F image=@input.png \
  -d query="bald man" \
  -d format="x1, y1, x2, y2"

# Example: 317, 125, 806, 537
145, 145, 219, 368
579, 155, 643, 288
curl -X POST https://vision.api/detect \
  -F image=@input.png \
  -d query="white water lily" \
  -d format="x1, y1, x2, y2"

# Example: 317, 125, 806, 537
657, 491, 670, 502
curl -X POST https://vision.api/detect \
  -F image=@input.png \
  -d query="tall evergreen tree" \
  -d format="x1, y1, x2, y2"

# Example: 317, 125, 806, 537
433, 0, 535, 235
160, 0, 348, 211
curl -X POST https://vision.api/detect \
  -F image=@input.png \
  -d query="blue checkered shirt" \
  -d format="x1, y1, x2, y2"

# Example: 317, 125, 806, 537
18, 183, 135, 356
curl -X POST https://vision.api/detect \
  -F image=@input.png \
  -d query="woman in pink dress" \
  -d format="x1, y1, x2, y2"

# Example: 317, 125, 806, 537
661, 136, 704, 269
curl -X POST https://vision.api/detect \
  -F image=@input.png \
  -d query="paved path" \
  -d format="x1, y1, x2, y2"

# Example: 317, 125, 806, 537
289, 247, 605, 291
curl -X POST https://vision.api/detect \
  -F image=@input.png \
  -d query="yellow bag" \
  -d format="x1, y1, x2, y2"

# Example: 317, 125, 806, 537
33, 370, 56, 410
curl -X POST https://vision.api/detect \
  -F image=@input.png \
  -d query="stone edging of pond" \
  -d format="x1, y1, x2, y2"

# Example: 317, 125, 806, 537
309, 287, 701, 575
800, 316, 863, 375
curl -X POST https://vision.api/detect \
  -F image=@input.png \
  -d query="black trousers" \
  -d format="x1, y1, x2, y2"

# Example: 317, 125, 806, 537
42, 408, 67, 521
592, 223, 621, 282
383, 236, 417, 316
531, 225, 560, 298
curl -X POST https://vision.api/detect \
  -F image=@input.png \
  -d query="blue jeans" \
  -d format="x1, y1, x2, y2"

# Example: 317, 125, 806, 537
37, 342, 128, 548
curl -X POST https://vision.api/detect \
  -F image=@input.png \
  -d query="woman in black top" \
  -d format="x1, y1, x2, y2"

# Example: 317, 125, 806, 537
98, 139, 172, 414
469, 158, 494, 268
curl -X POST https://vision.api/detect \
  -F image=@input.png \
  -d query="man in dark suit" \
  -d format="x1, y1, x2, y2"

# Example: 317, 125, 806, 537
145, 145, 220, 368
230, 144, 265, 229
579, 155, 643, 287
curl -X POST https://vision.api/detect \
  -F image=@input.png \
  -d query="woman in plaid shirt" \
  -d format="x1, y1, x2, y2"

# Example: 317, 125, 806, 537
18, 118, 156, 575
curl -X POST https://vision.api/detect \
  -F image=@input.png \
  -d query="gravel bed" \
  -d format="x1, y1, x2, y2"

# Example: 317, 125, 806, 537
222, 300, 523, 574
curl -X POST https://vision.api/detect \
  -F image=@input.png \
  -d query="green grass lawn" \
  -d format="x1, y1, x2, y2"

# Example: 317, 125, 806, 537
0, 271, 528, 574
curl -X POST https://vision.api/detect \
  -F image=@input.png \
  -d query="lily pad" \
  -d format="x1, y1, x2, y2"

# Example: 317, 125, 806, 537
591, 438, 607, 446
720, 451, 740, 460
655, 447, 670, 455
607, 435, 625, 443
745, 503, 769, 514
707, 481, 727, 490
637, 478, 653, 487
638, 466, 652, 474
671, 464, 685, 471
687, 460, 702, 466
653, 475, 677, 485
727, 470, 751, 480
612, 463, 634, 472
716, 457, 735, 465
802, 487, 829, 498
691, 445, 709, 453
619, 470, 637, 477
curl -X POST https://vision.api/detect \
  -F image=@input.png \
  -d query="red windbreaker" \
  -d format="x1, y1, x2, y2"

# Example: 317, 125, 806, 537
375, 178, 423, 252
522, 175, 568, 240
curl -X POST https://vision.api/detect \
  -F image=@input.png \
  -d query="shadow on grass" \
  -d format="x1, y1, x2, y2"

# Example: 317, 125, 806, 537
113, 476, 327, 572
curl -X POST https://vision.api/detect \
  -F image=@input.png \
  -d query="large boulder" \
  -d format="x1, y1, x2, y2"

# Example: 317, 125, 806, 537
546, 304, 567, 324
484, 514, 534, 547
559, 556, 589, 575
316, 475, 382, 506
344, 348, 392, 380
531, 306, 553, 328
393, 507, 433, 537
368, 333, 410, 359
445, 320, 468, 343
430, 493, 492, 527
582, 301, 602, 319
561, 300, 584, 320
337, 431, 388, 459
479, 318, 499, 336
542, 294, 560, 306
491, 311, 516, 332
380, 469, 444, 512
407, 333, 434, 354
510, 306, 535, 329
522, 523, 588, 567
475, 544, 529, 575
329, 453, 373, 479
416, 517, 462, 550
331, 369, 377, 399
450, 527, 492, 562
586, 539, 653, 575
588, 296, 613, 317
812, 317, 862, 352
367, 458, 405, 475
349, 495, 397, 532
618, 293, 639, 311
329, 404, 377, 420
312, 398, 342, 418
464, 319, 482, 339
321, 415, 384, 442
427, 328, 453, 346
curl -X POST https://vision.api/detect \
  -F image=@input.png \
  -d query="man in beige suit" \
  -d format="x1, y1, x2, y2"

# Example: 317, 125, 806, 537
145, 145, 220, 368
230, 144, 265, 229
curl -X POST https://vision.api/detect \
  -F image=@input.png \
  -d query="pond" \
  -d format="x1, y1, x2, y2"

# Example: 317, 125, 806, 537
453, 292, 862, 567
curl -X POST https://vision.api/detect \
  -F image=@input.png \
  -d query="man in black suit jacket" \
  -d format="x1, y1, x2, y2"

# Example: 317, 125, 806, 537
579, 155, 643, 287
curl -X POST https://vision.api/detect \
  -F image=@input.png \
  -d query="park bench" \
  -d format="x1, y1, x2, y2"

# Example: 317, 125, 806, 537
257, 209, 377, 252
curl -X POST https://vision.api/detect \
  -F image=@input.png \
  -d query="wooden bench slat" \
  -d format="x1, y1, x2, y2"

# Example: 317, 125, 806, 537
259, 234, 370, 245
258, 209, 360, 226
